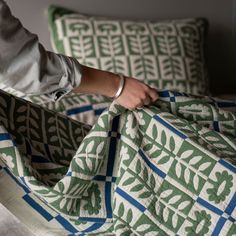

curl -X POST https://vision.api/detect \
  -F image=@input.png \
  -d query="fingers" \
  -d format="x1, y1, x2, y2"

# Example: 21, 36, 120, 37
143, 96, 151, 106
133, 89, 157, 110
148, 87, 159, 102
115, 77, 159, 110
134, 95, 151, 110
141, 86, 158, 106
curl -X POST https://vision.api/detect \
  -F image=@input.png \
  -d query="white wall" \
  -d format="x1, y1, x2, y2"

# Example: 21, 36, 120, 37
5, 0, 236, 95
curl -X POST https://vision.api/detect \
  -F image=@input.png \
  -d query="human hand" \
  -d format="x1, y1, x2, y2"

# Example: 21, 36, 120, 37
115, 77, 158, 110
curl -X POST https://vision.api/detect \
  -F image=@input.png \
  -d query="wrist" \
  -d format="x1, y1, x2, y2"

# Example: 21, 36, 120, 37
106, 72, 121, 98
111, 74, 125, 99
73, 65, 124, 98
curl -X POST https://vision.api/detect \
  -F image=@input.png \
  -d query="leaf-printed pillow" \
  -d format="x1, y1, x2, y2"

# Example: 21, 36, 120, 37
48, 5, 209, 95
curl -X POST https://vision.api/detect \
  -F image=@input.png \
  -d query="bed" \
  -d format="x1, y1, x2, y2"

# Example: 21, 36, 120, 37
0, 2, 236, 236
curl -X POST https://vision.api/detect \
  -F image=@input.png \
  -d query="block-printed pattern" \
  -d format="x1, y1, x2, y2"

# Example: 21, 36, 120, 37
49, 6, 209, 95
0, 88, 236, 235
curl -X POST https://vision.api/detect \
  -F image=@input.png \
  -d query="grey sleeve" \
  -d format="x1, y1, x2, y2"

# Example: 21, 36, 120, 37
0, 0, 82, 102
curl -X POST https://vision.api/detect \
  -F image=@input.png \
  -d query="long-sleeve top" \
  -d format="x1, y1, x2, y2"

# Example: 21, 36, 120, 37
0, 0, 82, 101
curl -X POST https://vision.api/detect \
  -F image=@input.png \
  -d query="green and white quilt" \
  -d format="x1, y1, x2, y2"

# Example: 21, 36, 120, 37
0, 89, 236, 235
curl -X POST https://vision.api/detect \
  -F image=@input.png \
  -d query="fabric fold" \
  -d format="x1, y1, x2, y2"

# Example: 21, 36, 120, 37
0, 89, 236, 235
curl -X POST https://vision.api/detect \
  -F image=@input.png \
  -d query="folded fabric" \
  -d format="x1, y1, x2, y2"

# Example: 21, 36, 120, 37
0, 89, 235, 235
0, 83, 112, 126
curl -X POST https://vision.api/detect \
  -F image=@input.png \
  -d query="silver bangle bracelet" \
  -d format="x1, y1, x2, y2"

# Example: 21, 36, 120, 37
112, 74, 125, 99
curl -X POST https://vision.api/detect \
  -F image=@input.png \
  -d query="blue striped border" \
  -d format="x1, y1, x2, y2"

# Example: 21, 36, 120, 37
197, 197, 224, 215
196, 193, 236, 235
216, 102, 236, 108
139, 149, 166, 178
106, 115, 120, 176
154, 115, 187, 139
79, 217, 107, 223
81, 222, 105, 233
211, 217, 227, 236
3, 167, 30, 193
158, 90, 188, 98
93, 175, 117, 183
0, 133, 11, 141
218, 159, 236, 173
105, 181, 112, 218
55, 215, 78, 234
225, 192, 236, 216
213, 121, 220, 132
66, 105, 106, 117
158, 90, 170, 98
66, 105, 93, 116
20, 177, 30, 191
116, 187, 146, 212
197, 196, 235, 222
95, 108, 106, 116
93, 175, 106, 181
104, 115, 120, 219
23, 194, 53, 221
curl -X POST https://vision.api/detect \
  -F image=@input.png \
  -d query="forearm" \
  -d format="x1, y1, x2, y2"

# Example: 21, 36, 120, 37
73, 64, 159, 110
73, 65, 120, 97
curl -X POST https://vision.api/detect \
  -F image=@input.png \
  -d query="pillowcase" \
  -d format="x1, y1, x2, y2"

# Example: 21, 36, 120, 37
48, 5, 209, 95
